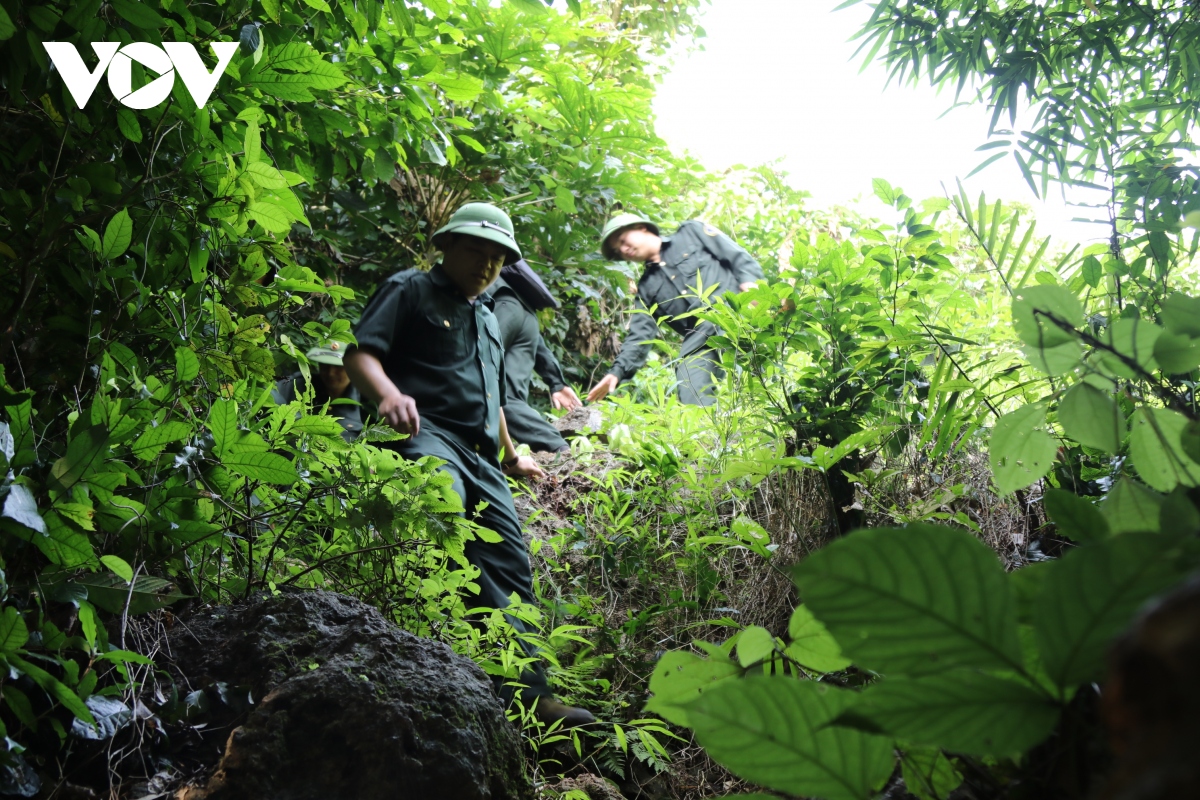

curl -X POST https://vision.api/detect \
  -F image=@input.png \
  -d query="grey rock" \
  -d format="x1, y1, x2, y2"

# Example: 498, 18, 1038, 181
169, 591, 531, 800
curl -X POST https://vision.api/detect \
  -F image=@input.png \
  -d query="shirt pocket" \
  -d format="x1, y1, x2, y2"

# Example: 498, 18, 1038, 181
418, 311, 466, 364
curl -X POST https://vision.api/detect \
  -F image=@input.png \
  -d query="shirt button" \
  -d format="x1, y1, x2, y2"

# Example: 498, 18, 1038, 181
475, 444, 480, 452
443, 320, 450, 327
487, 392, 491, 398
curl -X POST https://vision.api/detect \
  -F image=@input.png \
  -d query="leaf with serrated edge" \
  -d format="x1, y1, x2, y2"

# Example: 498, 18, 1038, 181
793, 524, 1021, 675
686, 678, 894, 800
1036, 532, 1185, 689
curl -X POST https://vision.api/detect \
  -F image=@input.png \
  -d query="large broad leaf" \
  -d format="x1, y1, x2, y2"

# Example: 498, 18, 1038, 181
1153, 330, 1200, 374
1058, 383, 1124, 454
1043, 489, 1109, 543
686, 678, 894, 800
48, 424, 110, 494
35, 512, 99, 568
1035, 532, 1185, 690
1160, 293, 1200, 337
0, 607, 29, 653
1094, 318, 1161, 379
989, 404, 1057, 495
793, 525, 1022, 675
1101, 478, 1163, 534
74, 573, 185, 615
223, 452, 297, 484
207, 399, 239, 457
1011, 285, 1082, 349
645, 650, 741, 727
129, 421, 191, 461
1128, 407, 1200, 492
854, 671, 1059, 757
786, 605, 851, 673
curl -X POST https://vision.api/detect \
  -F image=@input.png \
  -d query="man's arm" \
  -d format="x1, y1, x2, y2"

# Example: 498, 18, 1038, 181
588, 298, 659, 401
343, 349, 420, 436
534, 335, 581, 410
498, 408, 544, 478
698, 224, 765, 289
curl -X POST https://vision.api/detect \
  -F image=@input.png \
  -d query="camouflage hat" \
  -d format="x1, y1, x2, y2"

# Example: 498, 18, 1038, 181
600, 213, 659, 260
306, 342, 347, 366
431, 202, 522, 265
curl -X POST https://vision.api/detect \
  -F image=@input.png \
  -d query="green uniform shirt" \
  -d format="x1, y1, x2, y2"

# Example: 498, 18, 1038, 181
609, 220, 764, 382
491, 277, 567, 403
350, 265, 507, 457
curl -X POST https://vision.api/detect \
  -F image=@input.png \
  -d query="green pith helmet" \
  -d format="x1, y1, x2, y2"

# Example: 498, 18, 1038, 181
600, 213, 659, 260
431, 202, 522, 264
306, 343, 347, 366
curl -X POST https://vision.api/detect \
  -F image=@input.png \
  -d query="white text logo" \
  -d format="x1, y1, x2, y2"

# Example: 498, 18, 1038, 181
43, 41, 238, 109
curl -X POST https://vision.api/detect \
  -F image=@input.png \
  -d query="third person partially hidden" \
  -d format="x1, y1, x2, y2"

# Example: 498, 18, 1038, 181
587, 214, 764, 407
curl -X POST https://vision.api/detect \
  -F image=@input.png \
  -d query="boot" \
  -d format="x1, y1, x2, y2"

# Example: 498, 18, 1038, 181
534, 697, 596, 728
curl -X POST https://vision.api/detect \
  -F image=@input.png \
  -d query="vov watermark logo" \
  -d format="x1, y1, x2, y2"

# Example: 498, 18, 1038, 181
43, 41, 238, 109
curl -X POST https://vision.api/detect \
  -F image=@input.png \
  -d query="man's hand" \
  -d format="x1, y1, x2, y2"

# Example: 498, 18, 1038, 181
503, 455, 545, 480
551, 386, 582, 411
586, 374, 619, 403
738, 281, 759, 292
378, 389, 420, 436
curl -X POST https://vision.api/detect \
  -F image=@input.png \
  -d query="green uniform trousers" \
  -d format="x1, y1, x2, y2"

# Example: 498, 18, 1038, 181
676, 325, 724, 407
502, 400, 567, 452
394, 430, 550, 701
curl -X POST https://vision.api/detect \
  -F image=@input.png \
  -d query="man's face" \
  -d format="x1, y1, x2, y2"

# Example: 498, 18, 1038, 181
318, 363, 351, 397
441, 235, 509, 299
610, 225, 662, 262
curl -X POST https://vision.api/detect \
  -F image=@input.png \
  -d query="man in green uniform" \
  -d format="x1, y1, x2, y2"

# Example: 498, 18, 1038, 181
491, 259, 581, 453
343, 202, 594, 727
273, 343, 362, 442
586, 214, 764, 406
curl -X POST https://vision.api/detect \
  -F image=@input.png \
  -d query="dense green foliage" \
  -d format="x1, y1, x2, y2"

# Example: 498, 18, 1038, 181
1, 0, 1198, 797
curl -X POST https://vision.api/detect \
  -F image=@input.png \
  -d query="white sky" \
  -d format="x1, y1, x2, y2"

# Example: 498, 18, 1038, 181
652, 0, 1113, 248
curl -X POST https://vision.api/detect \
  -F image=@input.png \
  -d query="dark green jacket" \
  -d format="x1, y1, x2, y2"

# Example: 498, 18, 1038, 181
491, 277, 567, 403
350, 265, 507, 458
273, 373, 363, 442
609, 220, 764, 382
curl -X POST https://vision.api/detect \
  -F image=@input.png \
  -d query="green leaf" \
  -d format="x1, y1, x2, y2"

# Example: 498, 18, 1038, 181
116, 109, 143, 143
554, 185, 578, 214
1129, 407, 1200, 492
1153, 330, 1200, 374
244, 118, 262, 163
1183, 420, 1200, 464
1081, 256, 1102, 288
1161, 293, 1200, 336
8, 655, 94, 727
2, 484, 45, 534
245, 161, 289, 189
74, 573, 184, 615
49, 424, 110, 494
300, 0, 332, 12
1012, 285, 1082, 349
208, 399, 238, 457
129, 421, 191, 461
223, 451, 298, 484
1058, 383, 1124, 454
872, 178, 896, 205
646, 650, 740, 727
175, 347, 199, 383
261, 0, 282, 22
793, 524, 1021, 675
736, 626, 776, 667
457, 134, 486, 154
785, 604, 851, 673
901, 750, 962, 800
0, 4, 15, 40
248, 71, 317, 102
857, 671, 1058, 756
36, 512, 99, 569
110, 0, 166, 28
686, 678, 895, 800
1036, 532, 1185, 689
1101, 479, 1163, 534
100, 555, 134, 584
290, 415, 347, 438
249, 200, 296, 233
989, 404, 1057, 494
1022, 341, 1082, 376
1043, 489, 1109, 543
0, 608, 29, 654
101, 209, 133, 260
1094, 318, 1161, 379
